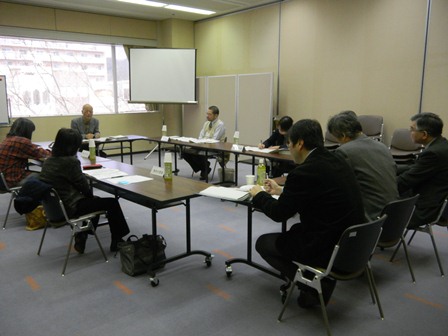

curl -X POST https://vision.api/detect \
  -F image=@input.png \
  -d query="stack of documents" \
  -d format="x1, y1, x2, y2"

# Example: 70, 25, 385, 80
83, 168, 128, 180
170, 136, 219, 144
199, 186, 251, 201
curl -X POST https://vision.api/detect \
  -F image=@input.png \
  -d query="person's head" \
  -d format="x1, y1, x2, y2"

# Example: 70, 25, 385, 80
206, 105, 220, 122
287, 119, 324, 164
51, 128, 82, 157
410, 112, 443, 145
277, 116, 293, 135
327, 111, 362, 143
7, 118, 36, 140
81, 104, 94, 123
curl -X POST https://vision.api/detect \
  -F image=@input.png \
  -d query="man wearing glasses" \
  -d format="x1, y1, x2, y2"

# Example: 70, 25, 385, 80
398, 112, 448, 228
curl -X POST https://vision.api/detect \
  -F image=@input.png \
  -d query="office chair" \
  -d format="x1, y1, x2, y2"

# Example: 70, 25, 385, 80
324, 130, 340, 150
389, 128, 424, 165
0, 171, 22, 229
358, 115, 384, 142
37, 188, 108, 276
377, 194, 419, 283
278, 215, 387, 336
395, 197, 448, 277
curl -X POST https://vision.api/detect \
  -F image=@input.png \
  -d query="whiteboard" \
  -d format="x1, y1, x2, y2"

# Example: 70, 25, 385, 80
0, 75, 9, 125
129, 48, 196, 104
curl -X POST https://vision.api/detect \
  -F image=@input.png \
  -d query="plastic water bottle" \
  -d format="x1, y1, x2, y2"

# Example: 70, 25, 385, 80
89, 139, 96, 164
257, 158, 266, 186
233, 131, 239, 144
164, 152, 173, 181
162, 124, 167, 137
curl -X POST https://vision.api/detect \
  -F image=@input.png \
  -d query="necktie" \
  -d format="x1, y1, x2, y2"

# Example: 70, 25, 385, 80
209, 122, 213, 129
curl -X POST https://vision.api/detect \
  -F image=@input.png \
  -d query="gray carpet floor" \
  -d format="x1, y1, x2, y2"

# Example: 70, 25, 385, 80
1, 151, 447, 336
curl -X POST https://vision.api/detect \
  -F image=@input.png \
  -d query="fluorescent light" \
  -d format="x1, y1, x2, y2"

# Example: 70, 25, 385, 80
165, 4, 215, 16
117, 0, 166, 7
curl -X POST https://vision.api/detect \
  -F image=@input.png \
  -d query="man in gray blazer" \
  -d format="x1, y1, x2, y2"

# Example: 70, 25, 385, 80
397, 112, 448, 228
327, 111, 398, 221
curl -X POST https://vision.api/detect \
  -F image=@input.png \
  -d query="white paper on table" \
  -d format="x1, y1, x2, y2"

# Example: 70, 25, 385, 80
105, 175, 153, 185
83, 168, 128, 180
244, 146, 277, 153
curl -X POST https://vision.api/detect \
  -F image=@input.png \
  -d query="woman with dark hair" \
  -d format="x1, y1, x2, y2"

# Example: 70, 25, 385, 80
0, 118, 51, 187
39, 128, 130, 253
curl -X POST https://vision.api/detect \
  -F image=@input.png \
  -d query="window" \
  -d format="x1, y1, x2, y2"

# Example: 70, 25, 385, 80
0, 36, 145, 117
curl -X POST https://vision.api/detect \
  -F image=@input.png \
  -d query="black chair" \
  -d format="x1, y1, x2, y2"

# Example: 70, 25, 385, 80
377, 195, 419, 283
358, 115, 384, 142
37, 188, 108, 276
277, 215, 387, 336
0, 171, 22, 229
395, 197, 448, 277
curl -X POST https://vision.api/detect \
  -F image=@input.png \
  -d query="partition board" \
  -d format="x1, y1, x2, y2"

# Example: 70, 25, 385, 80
207, 75, 237, 140
237, 73, 273, 145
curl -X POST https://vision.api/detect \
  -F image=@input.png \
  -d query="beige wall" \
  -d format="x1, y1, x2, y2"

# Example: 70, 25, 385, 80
194, 0, 447, 145
1, 0, 447, 147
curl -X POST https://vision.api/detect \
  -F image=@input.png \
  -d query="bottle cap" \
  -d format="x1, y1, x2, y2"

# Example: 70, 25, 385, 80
89, 139, 95, 147
164, 152, 172, 163
162, 125, 167, 132
234, 131, 239, 138
259, 158, 264, 165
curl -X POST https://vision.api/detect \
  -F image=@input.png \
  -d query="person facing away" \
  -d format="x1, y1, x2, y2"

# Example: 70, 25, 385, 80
327, 110, 398, 220
249, 119, 365, 309
182, 105, 225, 180
258, 116, 295, 177
39, 128, 130, 253
397, 112, 448, 228
0, 118, 51, 188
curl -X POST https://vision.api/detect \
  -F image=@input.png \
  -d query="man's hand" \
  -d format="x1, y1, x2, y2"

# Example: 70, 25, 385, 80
264, 178, 283, 195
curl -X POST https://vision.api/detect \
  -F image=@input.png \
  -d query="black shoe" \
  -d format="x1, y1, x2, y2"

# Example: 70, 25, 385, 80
297, 278, 336, 309
199, 168, 212, 180
74, 232, 88, 254
110, 238, 125, 252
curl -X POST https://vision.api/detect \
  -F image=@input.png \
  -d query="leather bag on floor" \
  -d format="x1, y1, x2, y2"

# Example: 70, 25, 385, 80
118, 234, 167, 276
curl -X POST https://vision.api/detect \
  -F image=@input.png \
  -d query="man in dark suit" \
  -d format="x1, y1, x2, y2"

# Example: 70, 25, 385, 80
397, 112, 448, 228
249, 119, 365, 308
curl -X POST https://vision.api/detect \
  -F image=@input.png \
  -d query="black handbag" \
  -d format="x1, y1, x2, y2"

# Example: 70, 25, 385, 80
117, 234, 167, 276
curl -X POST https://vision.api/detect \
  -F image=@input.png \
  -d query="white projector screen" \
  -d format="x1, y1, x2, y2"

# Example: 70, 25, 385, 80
129, 48, 196, 104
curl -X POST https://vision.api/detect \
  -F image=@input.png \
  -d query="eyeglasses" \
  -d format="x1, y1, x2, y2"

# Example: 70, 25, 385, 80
410, 126, 426, 133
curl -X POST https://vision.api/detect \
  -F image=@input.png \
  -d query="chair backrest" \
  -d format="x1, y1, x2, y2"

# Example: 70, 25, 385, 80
0, 171, 11, 192
390, 128, 422, 151
41, 188, 69, 223
379, 195, 419, 243
432, 197, 448, 225
332, 215, 386, 274
358, 115, 383, 139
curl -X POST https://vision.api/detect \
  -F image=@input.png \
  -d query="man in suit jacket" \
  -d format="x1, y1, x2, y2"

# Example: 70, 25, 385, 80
327, 111, 398, 220
249, 119, 365, 308
397, 112, 448, 228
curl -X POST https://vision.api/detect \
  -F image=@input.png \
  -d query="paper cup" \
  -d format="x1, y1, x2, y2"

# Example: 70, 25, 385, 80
245, 174, 256, 185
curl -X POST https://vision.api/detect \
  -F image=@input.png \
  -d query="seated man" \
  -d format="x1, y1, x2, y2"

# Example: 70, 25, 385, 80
70, 104, 104, 155
327, 111, 398, 220
397, 112, 448, 228
258, 116, 296, 177
182, 105, 225, 180
249, 119, 365, 308
0, 118, 51, 188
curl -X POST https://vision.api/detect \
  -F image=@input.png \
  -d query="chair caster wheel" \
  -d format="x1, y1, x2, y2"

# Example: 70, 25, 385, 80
225, 265, 232, 278
204, 255, 213, 267
150, 277, 159, 287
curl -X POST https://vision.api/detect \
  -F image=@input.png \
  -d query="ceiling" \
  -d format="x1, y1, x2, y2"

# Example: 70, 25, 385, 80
1, 0, 282, 21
